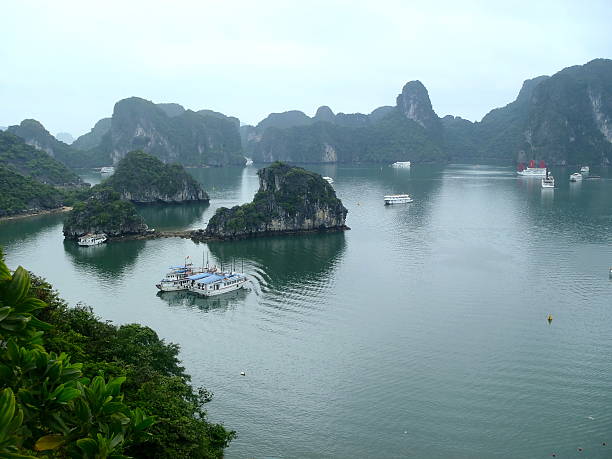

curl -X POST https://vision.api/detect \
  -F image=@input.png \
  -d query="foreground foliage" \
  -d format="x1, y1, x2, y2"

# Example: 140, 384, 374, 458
0, 250, 235, 457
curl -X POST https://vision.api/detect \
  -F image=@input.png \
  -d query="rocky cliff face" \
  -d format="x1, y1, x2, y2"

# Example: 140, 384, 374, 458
102, 150, 209, 203
203, 162, 348, 239
396, 81, 442, 134
95, 97, 244, 167
8, 119, 110, 168
8, 119, 71, 159
72, 118, 111, 151
522, 59, 612, 165
63, 188, 148, 239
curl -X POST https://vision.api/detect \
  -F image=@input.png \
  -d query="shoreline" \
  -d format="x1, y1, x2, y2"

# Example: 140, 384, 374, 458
0, 206, 73, 223
68, 225, 351, 243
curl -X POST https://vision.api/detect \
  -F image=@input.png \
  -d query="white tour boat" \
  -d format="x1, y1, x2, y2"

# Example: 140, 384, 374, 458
384, 194, 413, 205
391, 161, 411, 168
77, 233, 107, 246
569, 172, 583, 182
517, 160, 547, 177
323, 176, 334, 184
189, 272, 248, 297
100, 166, 115, 175
580, 166, 590, 174
541, 172, 555, 189
156, 261, 216, 292
245, 158, 254, 166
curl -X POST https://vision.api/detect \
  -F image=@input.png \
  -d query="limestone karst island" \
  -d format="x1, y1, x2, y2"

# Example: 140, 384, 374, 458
2, 2, 612, 458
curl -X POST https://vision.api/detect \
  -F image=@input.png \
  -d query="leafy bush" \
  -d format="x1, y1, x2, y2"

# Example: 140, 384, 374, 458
0, 250, 235, 457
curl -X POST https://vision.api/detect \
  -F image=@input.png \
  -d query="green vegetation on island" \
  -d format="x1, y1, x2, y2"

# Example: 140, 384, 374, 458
0, 166, 67, 217
103, 151, 209, 203
63, 188, 148, 239
0, 130, 83, 187
0, 249, 234, 457
203, 162, 347, 239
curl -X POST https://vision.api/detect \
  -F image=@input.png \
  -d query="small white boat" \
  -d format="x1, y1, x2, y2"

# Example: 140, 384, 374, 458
569, 172, 583, 182
189, 272, 248, 297
78, 233, 107, 246
580, 166, 590, 174
391, 161, 411, 168
323, 176, 334, 184
384, 194, 413, 205
245, 158, 254, 166
541, 174, 555, 188
100, 166, 115, 175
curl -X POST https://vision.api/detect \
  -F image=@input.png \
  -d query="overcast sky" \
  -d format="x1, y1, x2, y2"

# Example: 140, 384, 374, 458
1, 0, 611, 137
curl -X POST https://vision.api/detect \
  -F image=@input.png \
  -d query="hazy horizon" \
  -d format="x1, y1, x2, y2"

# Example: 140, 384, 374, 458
2, 0, 611, 138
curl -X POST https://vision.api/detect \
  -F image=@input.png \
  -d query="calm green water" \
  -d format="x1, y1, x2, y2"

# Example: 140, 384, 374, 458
2, 164, 612, 458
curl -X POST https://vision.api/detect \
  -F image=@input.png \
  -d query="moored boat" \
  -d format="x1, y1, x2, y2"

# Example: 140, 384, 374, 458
541, 171, 555, 188
100, 166, 115, 175
78, 233, 107, 246
156, 260, 216, 292
569, 172, 583, 182
580, 166, 590, 174
384, 194, 413, 205
391, 161, 411, 168
189, 272, 248, 297
323, 176, 334, 184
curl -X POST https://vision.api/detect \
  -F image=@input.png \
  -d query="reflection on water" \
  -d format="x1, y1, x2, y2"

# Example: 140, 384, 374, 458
136, 201, 210, 230
156, 288, 249, 312
3, 164, 612, 459
207, 232, 346, 292
63, 239, 147, 278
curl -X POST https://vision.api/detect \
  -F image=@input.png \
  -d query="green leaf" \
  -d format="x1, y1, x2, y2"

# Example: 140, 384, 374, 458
0, 260, 10, 281
76, 437, 99, 457
14, 297, 46, 313
0, 388, 16, 442
5, 266, 30, 305
0, 305, 11, 321
34, 434, 65, 451
28, 316, 52, 331
56, 388, 81, 403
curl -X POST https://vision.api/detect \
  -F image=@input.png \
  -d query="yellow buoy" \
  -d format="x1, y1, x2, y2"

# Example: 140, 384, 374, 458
547, 314, 553, 322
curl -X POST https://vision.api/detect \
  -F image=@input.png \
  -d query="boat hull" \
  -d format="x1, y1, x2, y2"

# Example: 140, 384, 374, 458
517, 168, 547, 177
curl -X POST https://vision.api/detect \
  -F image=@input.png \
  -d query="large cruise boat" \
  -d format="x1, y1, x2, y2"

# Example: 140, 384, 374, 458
384, 194, 413, 205
156, 260, 214, 292
391, 161, 411, 168
100, 166, 115, 175
189, 272, 248, 297
517, 160, 547, 176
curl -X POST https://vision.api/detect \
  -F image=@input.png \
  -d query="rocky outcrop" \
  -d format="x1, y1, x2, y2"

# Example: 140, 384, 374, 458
98, 97, 244, 166
8, 119, 110, 168
63, 188, 148, 239
396, 80, 441, 133
202, 162, 348, 239
72, 118, 111, 151
102, 150, 209, 203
